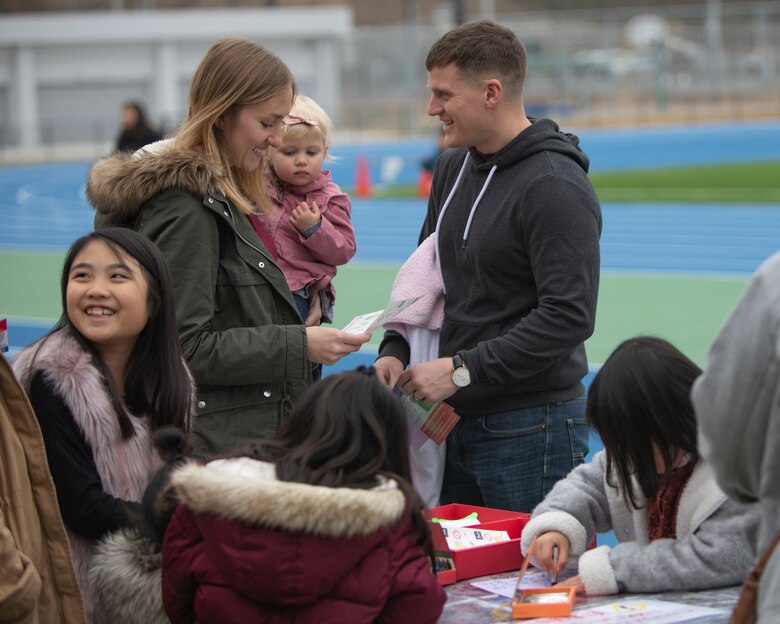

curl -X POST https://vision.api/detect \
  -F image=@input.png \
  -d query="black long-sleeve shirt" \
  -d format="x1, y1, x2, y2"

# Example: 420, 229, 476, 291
28, 371, 139, 539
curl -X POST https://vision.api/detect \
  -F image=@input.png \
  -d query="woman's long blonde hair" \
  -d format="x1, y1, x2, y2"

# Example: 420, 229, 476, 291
175, 37, 296, 215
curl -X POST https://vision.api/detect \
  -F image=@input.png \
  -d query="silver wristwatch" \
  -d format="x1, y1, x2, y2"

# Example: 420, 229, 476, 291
451, 353, 471, 387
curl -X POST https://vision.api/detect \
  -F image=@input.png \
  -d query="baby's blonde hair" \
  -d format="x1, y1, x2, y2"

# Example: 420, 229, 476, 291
283, 95, 333, 151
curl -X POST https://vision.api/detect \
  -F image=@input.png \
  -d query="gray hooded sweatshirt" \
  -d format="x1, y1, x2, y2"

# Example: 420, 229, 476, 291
693, 250, 780, 623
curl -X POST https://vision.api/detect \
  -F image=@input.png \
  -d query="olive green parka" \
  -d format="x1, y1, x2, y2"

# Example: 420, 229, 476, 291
87, 144, 311, 454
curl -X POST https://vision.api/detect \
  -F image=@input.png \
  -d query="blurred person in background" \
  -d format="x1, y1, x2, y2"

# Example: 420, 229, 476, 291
115, 101, 163, 153
417, 126, 447, 197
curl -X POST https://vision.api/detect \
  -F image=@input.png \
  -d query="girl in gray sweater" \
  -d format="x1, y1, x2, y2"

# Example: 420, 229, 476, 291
521, 336, 758, 596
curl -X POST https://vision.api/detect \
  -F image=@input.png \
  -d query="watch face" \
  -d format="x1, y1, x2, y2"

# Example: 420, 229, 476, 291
452, 367, 470, 387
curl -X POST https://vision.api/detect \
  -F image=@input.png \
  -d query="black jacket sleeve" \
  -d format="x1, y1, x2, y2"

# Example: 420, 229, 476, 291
27, 372, 140, 540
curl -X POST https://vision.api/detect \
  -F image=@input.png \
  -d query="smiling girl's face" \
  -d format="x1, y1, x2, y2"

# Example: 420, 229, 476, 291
66, 239, 151, 358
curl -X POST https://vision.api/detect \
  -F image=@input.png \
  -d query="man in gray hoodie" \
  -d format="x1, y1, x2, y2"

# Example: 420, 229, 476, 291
375, 19, 602, 513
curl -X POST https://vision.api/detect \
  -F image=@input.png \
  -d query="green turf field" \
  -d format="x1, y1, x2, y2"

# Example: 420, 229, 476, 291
333, 267, 749, 366
589, 162, 780, 203
1, 252, 748, 367
369, 161, 780, 203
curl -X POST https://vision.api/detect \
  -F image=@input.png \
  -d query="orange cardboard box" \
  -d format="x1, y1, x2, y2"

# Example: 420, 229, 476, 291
513, 586, 576, 619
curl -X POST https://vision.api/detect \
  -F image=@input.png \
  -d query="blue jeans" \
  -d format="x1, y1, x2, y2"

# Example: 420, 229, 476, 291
293, 293, 310, 324
440, 396, 589, 514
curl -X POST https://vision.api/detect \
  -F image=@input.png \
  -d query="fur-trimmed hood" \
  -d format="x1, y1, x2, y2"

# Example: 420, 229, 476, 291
89, 529, 167, 624
86, 140, 224, 219
163, 457, 446, 622
12, 328, 165, 503
171, 457, 406, 538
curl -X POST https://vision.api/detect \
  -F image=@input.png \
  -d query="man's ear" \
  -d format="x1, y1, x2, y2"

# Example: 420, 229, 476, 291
485, 78, 503, 108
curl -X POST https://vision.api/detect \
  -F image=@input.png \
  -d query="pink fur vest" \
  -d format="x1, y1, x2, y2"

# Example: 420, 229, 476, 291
12, 328, 163, 616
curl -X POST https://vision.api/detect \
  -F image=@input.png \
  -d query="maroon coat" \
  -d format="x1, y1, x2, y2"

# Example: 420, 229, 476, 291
162, 458, 446, 623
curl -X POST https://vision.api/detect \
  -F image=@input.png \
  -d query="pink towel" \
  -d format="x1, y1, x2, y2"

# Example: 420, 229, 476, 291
384, 234, 444, 332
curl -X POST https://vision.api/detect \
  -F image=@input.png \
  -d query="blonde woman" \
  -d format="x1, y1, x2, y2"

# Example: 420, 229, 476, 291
87, 38, 369, 454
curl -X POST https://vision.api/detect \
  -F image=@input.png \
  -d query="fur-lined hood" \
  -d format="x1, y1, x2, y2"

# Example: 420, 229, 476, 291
163, 457, 447, 622
86, 140, 224, 218
89, 529, 167, 624
171, 457, 406, 538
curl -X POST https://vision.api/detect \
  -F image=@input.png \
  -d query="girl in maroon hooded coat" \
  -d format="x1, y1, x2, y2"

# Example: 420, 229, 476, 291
161, 367, 446, 623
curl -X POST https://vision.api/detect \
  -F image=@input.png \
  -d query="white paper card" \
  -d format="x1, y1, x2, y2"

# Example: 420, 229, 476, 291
472, 569, 577, 596
342, 296, 420, 334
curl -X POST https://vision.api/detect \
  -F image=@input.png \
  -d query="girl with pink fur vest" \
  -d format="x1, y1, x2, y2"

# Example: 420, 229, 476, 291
13, 228, 194, 618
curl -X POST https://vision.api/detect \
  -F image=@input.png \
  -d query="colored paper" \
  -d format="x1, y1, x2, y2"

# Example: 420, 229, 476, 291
403, 396, 460, 446
440, 525, 511, 551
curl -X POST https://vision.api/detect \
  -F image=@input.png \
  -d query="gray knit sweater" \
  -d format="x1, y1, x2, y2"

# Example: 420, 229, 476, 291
520, 451, 759, 595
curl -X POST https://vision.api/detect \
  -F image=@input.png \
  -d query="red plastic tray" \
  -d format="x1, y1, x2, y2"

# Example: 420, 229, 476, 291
427, 504, 531, 581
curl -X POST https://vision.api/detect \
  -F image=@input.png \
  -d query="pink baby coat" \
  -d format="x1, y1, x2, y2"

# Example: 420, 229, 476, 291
258, 170, 356, 302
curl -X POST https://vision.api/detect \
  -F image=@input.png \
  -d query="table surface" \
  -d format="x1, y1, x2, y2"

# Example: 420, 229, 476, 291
441, 571, 740, 623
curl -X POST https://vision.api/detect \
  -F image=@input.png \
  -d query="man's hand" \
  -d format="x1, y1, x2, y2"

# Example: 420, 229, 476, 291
290, 201, 321, 232
397, 357, 458, 405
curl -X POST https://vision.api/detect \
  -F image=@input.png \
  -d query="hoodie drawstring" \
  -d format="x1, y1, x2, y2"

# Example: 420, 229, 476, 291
462, 164, 497, 246
433, 153, 498, 295
434, 153, 469, 296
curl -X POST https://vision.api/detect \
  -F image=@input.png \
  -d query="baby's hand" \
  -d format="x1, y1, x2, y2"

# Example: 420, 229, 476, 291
290, 201, 321, 232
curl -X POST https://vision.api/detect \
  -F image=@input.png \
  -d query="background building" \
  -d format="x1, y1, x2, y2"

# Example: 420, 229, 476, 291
0, 1, 778, 158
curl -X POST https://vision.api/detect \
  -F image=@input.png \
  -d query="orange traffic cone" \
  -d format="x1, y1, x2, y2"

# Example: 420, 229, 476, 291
417, 168, 433, 198
354, 155, 373, 198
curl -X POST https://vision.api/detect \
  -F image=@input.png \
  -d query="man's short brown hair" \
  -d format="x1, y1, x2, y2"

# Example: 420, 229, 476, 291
426, 19, 526, 96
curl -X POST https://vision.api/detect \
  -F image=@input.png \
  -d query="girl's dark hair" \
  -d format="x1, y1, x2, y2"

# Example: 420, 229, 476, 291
587, 336, 702, 509
47, 227, 192, 439
243, 367, 434, 561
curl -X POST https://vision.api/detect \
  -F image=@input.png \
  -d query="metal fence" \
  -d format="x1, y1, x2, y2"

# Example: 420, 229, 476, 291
1, 1, 778, 160
341, 1, 780, 134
